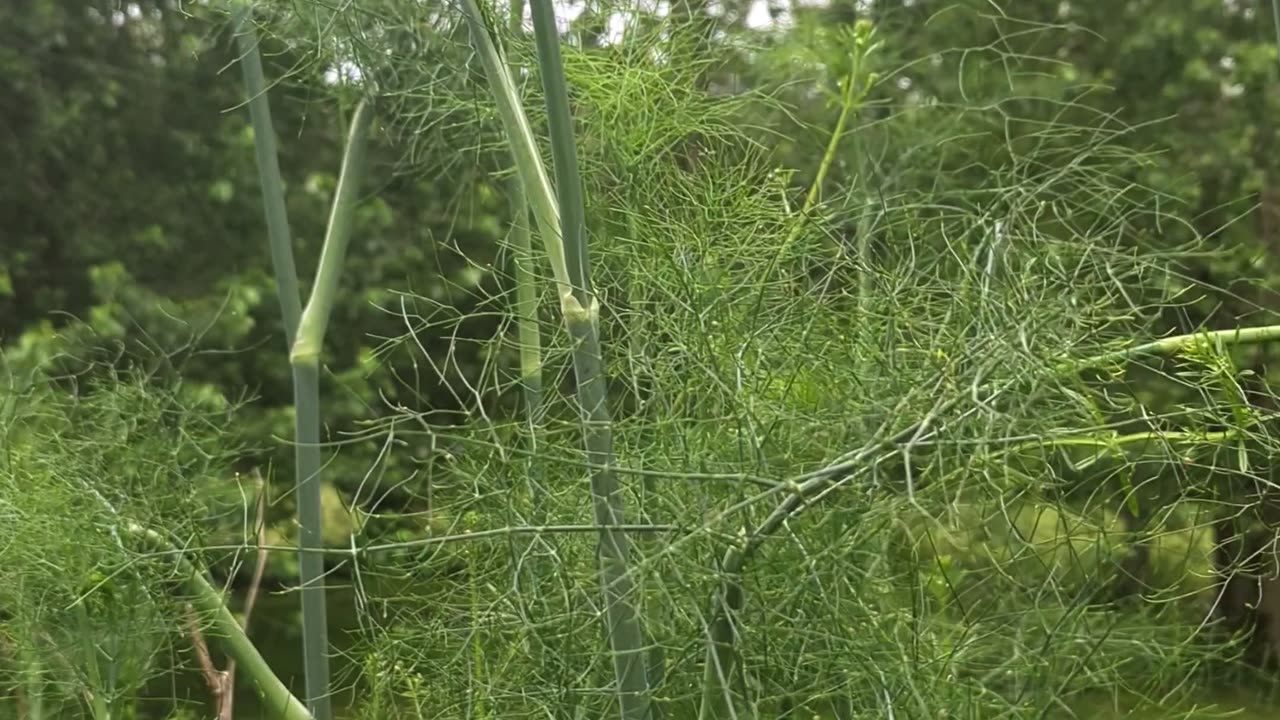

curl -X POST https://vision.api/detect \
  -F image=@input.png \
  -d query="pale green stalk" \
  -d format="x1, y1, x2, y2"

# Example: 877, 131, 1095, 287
235, 7, 376, 712
459, 0, 652, 716
233, 7, 329, 715
776, 22, 879, 263
127, 524, 313, 720
291, 100, 375, 364
528, 1, 651, 717
509, 182, 543, 418
458, 0, 572, 301
287, 98, 375, 720
21, 648, 44, 720
505, 0, 544, 421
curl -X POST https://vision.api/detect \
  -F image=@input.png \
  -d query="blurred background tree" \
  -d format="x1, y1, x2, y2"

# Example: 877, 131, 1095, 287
0, 0, 515, 569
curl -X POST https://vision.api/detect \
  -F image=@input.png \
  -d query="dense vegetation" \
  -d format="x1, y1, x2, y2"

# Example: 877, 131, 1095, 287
6, 0, 1280, 718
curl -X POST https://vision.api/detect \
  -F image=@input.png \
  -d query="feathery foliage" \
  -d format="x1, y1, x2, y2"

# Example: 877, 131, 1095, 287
7, 1, 1280, 718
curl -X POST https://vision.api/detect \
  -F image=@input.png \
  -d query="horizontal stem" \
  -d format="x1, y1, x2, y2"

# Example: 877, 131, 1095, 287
1000, 428, 1240, 459
138, 524, 680, 559
1061, 324, 1280, 374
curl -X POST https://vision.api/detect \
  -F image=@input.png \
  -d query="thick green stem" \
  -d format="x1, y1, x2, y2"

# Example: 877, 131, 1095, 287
22, 648, 44, 720
231, 19, 323, 711
128, 524, 312, 720
290, 362, 331, 719
506, 0, 541, 420
527, 0, 652, 713
530, 0, 588, 300
284, 99, 372, 719
233, 5, 302, 345
565, 305, 652, 720
458, 0, 573, 300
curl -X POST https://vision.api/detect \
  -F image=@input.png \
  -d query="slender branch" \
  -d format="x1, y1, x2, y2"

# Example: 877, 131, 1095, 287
184, 607, 230, 712
139, 524, 678, 562
698, 321, 1280, 717
291, 99, 376, 364
780, 49, 868, 257
239, 469, 272, 631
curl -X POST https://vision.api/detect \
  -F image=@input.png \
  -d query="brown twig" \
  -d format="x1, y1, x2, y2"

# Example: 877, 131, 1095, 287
184, 468, 272, 720
221, 468, 271, 720
184, 605, 230, 709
